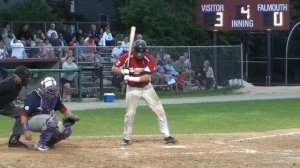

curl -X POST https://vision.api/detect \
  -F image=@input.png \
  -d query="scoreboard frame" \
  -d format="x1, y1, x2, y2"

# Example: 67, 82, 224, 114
196, 0, 290, 31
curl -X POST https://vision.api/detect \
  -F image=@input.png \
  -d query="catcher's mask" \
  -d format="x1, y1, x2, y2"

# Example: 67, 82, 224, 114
133, 40, 147, 60
14, 66, 32, 86
41, 77, 58, 98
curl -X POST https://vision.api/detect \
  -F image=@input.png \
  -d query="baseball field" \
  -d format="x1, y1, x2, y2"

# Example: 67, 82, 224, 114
1, 87, 300, 168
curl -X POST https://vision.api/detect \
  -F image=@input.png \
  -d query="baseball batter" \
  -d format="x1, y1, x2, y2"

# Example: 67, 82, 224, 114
112, 39, 176, 146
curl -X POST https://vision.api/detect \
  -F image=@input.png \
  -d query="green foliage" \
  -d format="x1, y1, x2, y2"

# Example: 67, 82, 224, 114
118, 0, 209, 45
2, 0, 57, 21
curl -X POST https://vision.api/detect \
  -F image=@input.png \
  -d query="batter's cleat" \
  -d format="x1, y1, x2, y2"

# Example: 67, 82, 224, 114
8, 141, 28, 148
122, 139, 130, 146
34, 143, 50, 151
164, 136, 176, 144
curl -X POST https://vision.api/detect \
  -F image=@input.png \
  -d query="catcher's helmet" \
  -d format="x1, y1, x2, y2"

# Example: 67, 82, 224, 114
14, 66, 32, 86
133, 40, 147, 59
40, 77, 59, 98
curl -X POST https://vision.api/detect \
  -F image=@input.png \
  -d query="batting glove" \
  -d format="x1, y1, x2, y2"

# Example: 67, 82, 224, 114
124, 75, 130, 81
121, 68, 130, 75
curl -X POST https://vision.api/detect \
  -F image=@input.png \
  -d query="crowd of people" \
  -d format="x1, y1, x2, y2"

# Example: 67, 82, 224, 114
0, 22, 120, 61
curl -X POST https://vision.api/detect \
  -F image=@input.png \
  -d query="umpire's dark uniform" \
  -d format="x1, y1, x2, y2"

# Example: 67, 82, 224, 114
0, 66, 32, 148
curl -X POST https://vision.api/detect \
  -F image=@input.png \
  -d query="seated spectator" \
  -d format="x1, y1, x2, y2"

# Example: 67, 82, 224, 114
61, 24, 72, 44
68, 36, 77, 53
90, 24, 99, 40
84, 35, 96, 62
195, 68, 207, 90
1, 23, 11, 40
10, 39, 26, 59
3, 29, 15, 57
177, 71, 188, 91
97, 33, 106, 53
156, 48, 165, 63
38, 38, 54, 58
61, 56, 78, 101
173, 56, 185, 73
102, 27, 114, 46
182, 51, 195, 80
72, 28, 85, 41
151, 59, 167, 85
57, 33, 68, 58
16, 24, 32, 47
47, 22, 58, 39
165, 57, 178, 78
75, 36, 87, 62
0, 40, 8, 59
33, 28, 46, 44
111, 41, 123, 63
203, 60, 215, 90
121, 36, 129, 52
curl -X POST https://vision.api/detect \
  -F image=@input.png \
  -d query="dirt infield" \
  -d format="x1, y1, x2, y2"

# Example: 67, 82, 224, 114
1, 129, 300, 168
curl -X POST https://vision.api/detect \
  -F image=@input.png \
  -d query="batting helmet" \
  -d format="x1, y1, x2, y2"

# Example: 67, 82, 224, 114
133, 40, 147, 59
40, 77, 59, 98
14, 66, 32, 86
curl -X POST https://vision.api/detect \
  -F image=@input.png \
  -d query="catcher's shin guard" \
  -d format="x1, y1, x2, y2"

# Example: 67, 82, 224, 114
47, 126, 72, 148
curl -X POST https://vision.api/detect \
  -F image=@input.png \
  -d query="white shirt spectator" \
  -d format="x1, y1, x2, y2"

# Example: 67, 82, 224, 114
111, 42, 123, 63
10, 40, 26, 59
98, 36, 105, 46
102, 31, 113, 46
121, 41, 129, 52
47, 29, 58, 39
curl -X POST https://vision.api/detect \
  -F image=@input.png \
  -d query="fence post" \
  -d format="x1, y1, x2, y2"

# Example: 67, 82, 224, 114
77, 66, 82, 101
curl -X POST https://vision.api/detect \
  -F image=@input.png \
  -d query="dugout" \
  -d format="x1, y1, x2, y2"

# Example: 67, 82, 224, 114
0, 58, 61, 100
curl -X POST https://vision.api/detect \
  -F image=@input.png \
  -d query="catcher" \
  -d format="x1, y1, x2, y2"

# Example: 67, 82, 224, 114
21, 77, 79, 151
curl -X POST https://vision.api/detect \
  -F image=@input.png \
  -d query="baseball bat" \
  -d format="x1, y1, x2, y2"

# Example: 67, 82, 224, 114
126, 26, 136, 68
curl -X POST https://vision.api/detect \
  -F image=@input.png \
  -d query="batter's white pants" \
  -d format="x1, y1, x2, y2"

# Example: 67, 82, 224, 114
124, 83, 170, 140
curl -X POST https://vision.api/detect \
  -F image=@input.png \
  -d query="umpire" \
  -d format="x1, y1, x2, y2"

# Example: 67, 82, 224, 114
0, 66, 32, 148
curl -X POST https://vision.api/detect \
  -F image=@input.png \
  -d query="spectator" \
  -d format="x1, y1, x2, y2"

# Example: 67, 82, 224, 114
47, 22, 58, 39
68, 36, 77, 53
173, 56, 185, 73
57, 33, 68, 58
165, 58, 178, 90
75, 36, 87, 62
165, 57, 178, 78
3, 29, 15, 56
16, 24, 32, 47
182, 52, 195, 79
33, 28, 46, 44
38, 38, 54, 58
121, 36, 129, 52
1, 23, 11, 40
10, 39, 26, 59
111, 41, 123, 63
72, 28, 85, 41
102, 27, 114, 46
84, 35, 96, 62
0, 40, 8, 59
61, 56, 78, 101
136, 34, 143, 40
156, 48, 165, 63
90, 24, 99, 40
97, 33, 106, 53
195, 68, 207, 90
61, 49, 75, 63
61, 24, 72, 44
203, 60, 215, 90
177, 71, 188, 91
151, 59, 167, 85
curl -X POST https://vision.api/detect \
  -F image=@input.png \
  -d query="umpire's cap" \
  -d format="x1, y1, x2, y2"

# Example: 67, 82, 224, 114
14, 66, 32, 86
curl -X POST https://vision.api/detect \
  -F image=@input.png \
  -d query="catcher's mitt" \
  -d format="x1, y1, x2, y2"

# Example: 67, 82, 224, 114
63, 113, 80, 127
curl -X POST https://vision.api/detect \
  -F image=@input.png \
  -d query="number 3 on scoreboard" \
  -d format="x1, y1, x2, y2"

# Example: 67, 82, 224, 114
215, 12, 223, 27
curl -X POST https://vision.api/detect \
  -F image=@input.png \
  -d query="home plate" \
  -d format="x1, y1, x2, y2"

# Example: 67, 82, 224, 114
162, 145, 187, 149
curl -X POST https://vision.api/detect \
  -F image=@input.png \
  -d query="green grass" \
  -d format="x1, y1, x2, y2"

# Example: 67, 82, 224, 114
1, 98, 300, 138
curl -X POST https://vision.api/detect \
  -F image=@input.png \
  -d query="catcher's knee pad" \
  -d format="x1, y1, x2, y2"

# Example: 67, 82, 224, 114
61, 126, 72, 140
46, 113, 59, 129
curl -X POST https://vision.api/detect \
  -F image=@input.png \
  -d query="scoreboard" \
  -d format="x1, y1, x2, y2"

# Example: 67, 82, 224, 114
196, 0, 290, 31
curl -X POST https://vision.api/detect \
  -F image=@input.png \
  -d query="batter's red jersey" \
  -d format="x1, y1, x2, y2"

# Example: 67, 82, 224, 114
114, 53, 156, 87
